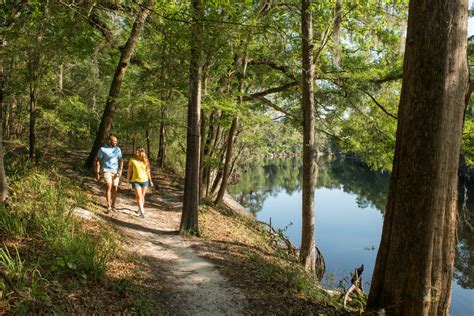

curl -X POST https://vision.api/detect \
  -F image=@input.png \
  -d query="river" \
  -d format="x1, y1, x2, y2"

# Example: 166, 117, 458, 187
228, 157, 474, 315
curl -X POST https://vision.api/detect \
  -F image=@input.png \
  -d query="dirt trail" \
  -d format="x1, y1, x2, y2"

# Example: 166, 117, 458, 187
78, 170, 247, 315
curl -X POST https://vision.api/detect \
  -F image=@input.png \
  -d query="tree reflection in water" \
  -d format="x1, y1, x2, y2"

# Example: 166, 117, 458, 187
229, 156, 474, 290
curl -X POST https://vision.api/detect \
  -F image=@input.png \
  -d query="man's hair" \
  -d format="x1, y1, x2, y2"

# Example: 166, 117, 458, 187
109, 135, 117, 140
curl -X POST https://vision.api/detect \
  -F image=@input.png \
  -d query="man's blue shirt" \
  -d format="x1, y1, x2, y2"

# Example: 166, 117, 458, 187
97, 145, 122, 172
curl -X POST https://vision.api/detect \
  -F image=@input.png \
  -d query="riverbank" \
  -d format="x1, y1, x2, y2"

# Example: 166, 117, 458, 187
1, 150, 361, 314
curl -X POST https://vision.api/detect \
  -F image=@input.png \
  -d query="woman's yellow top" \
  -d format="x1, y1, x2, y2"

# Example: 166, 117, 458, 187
129, 159, 149, 182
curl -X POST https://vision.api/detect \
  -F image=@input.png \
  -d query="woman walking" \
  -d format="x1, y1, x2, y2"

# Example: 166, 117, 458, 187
127, 147, 154, 218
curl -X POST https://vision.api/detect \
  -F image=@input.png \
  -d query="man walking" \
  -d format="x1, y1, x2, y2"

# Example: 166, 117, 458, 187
96, 135, 123, 212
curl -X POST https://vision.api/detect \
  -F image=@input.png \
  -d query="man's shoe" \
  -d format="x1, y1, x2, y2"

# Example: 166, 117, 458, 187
105, 207, 112, 214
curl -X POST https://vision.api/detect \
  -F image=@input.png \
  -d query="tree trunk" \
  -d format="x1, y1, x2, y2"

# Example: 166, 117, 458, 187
367, 1, 468, 314
200, 110, 217, 198
198, 109, 207, 199
0, 38, 8, 202
206, 118, 223, 196
157, 31, 173, 169
28, 71, 37, 160
146, 129, 151, 158
299, 0, 317, 272
57, 63, 63, 93
28, 1, 48, 160
215, 55, 248, 205
333, 0, 342, 69
215, 117, 239, 204
85, 0, 154, 169
0, 0, 29, 201
157, 104, 167, 168
180, 0, 203, 235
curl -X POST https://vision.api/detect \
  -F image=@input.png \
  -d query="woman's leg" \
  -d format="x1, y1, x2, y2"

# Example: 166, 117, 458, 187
141, 186, 148, 204
140, 186, 147, 212
133, 186, 144, 215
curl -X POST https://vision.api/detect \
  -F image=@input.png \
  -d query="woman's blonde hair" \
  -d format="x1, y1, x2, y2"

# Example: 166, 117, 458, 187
135, 147, 150, 171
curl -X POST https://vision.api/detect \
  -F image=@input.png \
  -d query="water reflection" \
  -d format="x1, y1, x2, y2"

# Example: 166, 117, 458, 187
229, 156, 474, 313
229, 156, 389, 215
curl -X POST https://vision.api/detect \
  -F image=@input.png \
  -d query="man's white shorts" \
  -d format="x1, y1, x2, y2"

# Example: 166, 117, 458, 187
103, 171, 120, 186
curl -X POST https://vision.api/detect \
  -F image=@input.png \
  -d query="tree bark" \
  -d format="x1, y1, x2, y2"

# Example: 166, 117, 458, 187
28, 1, 47, 160
0, 0, 29, 201
0, 39, 8, 202
180, 0, 203, 235
146, 129, 151, 157
57, 63, 63, 93
300, 0, 317, 272
215, 55, 248, 205
200, 110, 217, 198
198, 109, 207, 199
367, 1, 468, 315
85, 0, 154, 169
215, 117, 238, 204
333, 0, 342, 69
157, 104, 167, 168
157, 30, 173, 169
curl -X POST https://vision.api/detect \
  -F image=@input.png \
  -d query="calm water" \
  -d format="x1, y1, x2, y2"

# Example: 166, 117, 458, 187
229, 157, 474, 315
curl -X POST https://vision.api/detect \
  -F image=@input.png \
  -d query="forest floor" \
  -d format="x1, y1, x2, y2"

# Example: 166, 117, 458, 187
43, 150, 354, 315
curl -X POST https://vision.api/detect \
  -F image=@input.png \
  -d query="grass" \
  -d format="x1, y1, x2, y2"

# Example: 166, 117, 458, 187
0, 159, 117, 313
198, 201, 351, 314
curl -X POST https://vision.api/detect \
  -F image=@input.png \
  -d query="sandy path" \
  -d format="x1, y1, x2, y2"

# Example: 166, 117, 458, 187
79, 171, 247, 315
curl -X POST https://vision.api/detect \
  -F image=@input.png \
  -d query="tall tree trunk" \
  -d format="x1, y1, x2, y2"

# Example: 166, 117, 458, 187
157, 104, 167, 168
1, 0, 29, 201
299, 0, 317, 272
57, 63, 63, 93
333, 0, 342, 69
146, 129, 151, 158
180, 0, 203, 235
200, 110, 217, 198
210, 130, 228, 196
0, 38, 8, 202
28, 1, 47, 160
85, 0, 154, 169
367, 1, 468, 314
214, 117, 238, 204
198, 109, 207, 198
215, 55, 248, 205
157, 30, 173, 169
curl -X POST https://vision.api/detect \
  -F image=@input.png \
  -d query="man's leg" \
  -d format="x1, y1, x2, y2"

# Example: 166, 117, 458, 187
105, 182, 112, 211
111, 173, 120, 210
111, 185, 118, 209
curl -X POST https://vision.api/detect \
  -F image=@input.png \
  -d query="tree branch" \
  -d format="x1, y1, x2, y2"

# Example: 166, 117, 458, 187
363, 90, 398, 119
258, 97, 301, 122
243, 81, 298, 101
370, 71, 403, 84
2, 0, 29, 33
88, 13, 117, 47
248, 59, 297, 80
313, 4, 357, 64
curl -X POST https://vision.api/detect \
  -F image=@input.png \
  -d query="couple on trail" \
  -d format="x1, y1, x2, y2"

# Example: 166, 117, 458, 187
95, 135, 154, 218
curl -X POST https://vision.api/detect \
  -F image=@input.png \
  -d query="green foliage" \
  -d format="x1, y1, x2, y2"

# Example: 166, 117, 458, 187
463, 119, 474, 167
0, 158, 117, 310
0, 246, 25, 282
6, 166, 115, 279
